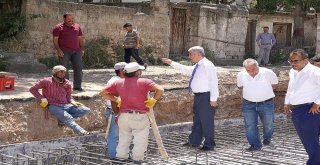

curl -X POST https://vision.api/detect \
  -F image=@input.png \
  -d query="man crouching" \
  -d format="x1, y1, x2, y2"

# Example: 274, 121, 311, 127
29, 65, 90, 135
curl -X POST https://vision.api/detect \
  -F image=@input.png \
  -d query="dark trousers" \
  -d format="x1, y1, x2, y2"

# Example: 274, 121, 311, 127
188, 92, 215, 148
291, 103, 320, 165
59, 51, 83, 89
124, 48, 144, 65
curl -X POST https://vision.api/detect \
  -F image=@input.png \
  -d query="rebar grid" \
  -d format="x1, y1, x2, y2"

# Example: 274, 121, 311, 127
0, 118, 308, 165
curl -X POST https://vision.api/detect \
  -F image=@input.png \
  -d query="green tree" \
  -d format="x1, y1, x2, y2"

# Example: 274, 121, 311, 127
254, 0, 320, 49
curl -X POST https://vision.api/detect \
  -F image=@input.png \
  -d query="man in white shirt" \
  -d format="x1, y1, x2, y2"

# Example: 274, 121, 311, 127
162, 46, 219, 151
100, 62, 127, 159
284, 49, 320, 165
237, 58, 278, 151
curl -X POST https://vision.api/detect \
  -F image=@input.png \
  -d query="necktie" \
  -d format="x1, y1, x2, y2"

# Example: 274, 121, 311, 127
189, 64, 199, 92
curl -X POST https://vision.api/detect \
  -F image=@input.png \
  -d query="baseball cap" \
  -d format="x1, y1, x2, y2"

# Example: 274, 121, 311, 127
123, 23, 132, 28
124, 62, 145, 73
52, 65, 66, 75
311, 56, 320, 62
114, 62, 127, 70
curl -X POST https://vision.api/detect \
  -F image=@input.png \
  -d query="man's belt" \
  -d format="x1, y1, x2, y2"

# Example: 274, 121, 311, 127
123, 111, 146, 114
290, 103, 313, 109
245, 98, 273, 104
261, 43, 271, 45
194, 91, 210, 95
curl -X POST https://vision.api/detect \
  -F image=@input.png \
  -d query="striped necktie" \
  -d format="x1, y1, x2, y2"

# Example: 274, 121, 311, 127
188, 64, 199, 92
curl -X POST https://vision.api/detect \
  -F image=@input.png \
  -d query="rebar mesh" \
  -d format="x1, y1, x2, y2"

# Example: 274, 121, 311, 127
0, 118, 308, 165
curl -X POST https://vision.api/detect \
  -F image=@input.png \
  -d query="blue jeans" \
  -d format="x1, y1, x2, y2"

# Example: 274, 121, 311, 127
105, 107, 119, 159
291, 103, 320, 165
59, 51, 83, 89
48, 104, 90, 134
242, 98, 275, 149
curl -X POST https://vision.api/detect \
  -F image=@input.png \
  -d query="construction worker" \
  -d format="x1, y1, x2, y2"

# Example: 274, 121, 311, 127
101, 62, 164, 163
100, 62, 127, 159
29, 65, 90, 135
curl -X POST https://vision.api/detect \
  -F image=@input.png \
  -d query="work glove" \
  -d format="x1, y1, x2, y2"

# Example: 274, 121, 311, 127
71, 100, 84, 107
144, 98, 157, 108
40, 98, 48, 108
116, 97, 121, 108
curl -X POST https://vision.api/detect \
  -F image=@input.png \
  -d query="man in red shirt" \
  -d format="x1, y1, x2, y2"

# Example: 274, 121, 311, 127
29, 65, 90, 135
53, 13, 85, 91
101, 62, 164, 162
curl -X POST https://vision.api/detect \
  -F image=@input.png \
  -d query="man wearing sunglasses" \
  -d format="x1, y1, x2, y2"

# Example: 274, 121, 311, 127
284, 49, 320, 165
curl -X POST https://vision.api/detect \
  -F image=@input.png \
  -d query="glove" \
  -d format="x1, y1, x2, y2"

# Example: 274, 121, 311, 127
116, 97, 121, 108
40, 98, 48, 108
144, 98, 157, 108
71, 100, 84, 106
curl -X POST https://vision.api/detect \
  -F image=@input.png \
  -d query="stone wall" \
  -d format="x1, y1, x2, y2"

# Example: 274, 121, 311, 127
197, 5, 247, 59
316, 13, 320, 55
176, 3, 248, 59
20, 0, 170, 59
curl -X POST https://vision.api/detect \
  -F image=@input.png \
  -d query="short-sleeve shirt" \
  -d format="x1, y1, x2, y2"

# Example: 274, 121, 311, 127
123, 29, 139, 48
52, 23, 83, 51
237, 67, 278, 102
105, 77, 155, 113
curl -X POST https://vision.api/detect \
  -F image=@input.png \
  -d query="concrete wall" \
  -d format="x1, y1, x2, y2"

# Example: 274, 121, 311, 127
249, 13, 318, 56
21, 0, 170, 59
249, 14, 293, 55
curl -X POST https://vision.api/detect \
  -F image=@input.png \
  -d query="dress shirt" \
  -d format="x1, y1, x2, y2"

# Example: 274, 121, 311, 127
170, 57, 219, 101
105, 76, 121, 108
256, 32, 276, 46
237, 67, 278, 102
285, 63, 320, 105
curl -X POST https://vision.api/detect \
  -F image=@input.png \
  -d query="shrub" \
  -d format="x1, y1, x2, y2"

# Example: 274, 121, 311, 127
83, 37, 114, 69
270, 48, 287, 64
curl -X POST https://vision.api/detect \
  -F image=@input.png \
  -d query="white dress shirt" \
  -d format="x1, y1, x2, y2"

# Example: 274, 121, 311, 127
106, 76, 121, 108
170, 57, 219, 101
285, 63, 320, 105
237, 67, 278, 102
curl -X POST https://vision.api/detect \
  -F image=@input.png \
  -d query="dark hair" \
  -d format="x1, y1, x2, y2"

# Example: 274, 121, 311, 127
291, 49, 309, 59
115, 70, 120, 76
63, 12, 73, 19
123, 23, 132, 28
311, 56, 320, 62
124, 71, 137, 77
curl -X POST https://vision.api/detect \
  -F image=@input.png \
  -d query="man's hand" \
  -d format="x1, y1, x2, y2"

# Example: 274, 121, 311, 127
135, 43, 140, 49
81, 50, 85, 57
283, 104, 291, 114
145, 98, 157, 108
161, 58, 172, 65
40, 98, 48, 108
115, 97, 121, 108
71, 100, 84, 106
57, 49, 64, 58
210, 101, 218, 107
309, 103, 320, 115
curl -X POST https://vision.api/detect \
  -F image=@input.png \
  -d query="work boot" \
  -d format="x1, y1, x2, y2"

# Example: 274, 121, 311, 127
263, 139, 271, 145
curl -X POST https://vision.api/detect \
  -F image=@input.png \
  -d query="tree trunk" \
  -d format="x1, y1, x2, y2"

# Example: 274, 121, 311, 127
292, 5, 305, 49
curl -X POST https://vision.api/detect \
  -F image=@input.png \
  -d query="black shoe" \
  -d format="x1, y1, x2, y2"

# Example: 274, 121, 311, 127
263, 139, 271, 145
73, 87, 84, 91
245, 146, 261, 152
199, 146, 214, 151
182, 142, 197, 147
